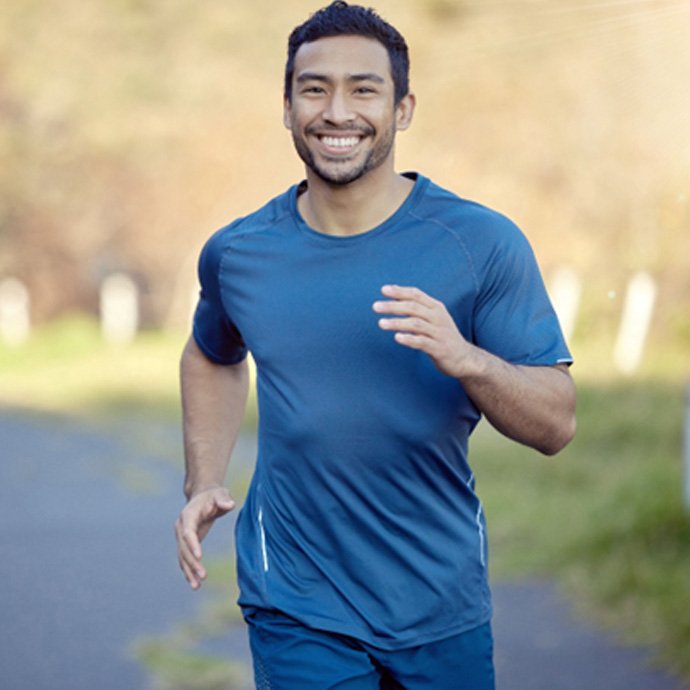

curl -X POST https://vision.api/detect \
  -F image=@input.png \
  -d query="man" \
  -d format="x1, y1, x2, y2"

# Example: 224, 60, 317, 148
175, 2, 576, 688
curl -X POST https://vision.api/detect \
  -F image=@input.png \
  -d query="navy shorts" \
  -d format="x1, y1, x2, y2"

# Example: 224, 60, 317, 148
245, 608, 496, 690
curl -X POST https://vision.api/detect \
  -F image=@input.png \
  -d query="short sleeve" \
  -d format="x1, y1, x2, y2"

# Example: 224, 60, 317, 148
192, 230, 248, 365
472, 221, 572, 366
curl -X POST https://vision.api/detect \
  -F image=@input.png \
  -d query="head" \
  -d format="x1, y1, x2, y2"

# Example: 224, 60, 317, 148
284, 1, 410, 106
283, 3, 414, 187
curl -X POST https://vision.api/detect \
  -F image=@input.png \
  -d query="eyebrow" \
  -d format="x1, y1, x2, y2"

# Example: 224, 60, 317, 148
296, 72, 386, 85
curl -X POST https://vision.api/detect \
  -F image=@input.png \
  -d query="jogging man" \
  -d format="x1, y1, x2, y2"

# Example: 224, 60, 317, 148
175, 2, 576, 688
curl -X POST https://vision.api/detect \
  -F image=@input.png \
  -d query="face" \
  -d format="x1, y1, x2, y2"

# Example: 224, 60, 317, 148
284, 35, 414, 186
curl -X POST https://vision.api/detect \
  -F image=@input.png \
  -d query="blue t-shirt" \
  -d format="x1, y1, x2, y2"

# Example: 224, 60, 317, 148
193, 173, 572, 650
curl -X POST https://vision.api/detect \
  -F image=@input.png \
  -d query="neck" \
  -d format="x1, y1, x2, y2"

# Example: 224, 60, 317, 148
297, 164, 414, 237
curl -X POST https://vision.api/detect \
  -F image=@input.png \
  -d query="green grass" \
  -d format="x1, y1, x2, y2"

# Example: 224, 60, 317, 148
475, 380, 690, 677
0, 314, 257, 427
3, 316, 690, 680
0, 315, 186, 420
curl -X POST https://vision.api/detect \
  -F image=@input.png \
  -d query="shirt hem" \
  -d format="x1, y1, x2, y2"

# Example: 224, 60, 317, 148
239, 600, 493, 652
192, 328, 247, 365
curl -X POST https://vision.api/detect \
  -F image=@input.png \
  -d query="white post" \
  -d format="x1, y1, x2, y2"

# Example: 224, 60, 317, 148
613, 272, 656, 375
100, 273, 139, 345
548, 267, 581, 342
0, 278, 31, 346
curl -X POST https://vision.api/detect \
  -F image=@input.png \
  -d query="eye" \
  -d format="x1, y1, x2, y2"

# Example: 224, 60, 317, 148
355, 86, 376, 95
301, 85, 325, 95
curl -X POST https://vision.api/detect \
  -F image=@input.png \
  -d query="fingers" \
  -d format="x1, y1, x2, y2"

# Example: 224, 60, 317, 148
374, 285, 441, 337
377, 316, 432, 337
175, 513, 205, 590
175, 488, 236, 590
373, 284, 468, 379
374, 286, 436, 315
380, 284, 437, 306
392, 332, 435, 350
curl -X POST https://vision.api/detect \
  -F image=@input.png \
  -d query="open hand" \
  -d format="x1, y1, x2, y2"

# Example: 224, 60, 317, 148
175, 486, 235, 590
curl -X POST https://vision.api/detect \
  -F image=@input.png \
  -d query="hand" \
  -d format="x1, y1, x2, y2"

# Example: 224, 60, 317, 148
373, 284, 476, 379
175, 486, 236, 590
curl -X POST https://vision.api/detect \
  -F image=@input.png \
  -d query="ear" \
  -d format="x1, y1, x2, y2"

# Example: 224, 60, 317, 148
395, 93, 416, 132
283, 97, 293, 130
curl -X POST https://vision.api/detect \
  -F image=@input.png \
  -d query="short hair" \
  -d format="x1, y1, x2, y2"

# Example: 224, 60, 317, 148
284, 1, 410, 105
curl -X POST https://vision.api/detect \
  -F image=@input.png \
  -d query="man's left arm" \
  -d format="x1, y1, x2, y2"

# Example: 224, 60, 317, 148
374, 284, 576, 456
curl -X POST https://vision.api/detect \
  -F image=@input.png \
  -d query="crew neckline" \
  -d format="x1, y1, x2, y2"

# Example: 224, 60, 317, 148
289, 172, 428, 244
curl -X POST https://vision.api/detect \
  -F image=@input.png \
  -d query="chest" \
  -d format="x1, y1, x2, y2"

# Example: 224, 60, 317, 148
219, 231, 476, 369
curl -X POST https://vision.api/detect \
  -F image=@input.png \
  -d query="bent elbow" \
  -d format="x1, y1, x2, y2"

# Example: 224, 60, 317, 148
540, 373, 577, 456
539, 413, 577, 456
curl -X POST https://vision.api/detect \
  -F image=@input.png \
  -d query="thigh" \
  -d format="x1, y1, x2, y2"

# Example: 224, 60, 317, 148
245, 608, 383, 690
379, 622, 496, 690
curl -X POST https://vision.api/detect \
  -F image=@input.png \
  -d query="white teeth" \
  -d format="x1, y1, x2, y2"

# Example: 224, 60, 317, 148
322, 136, 360, 148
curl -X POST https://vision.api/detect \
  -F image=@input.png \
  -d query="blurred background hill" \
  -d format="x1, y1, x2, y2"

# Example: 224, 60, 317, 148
2, 0, 689, 351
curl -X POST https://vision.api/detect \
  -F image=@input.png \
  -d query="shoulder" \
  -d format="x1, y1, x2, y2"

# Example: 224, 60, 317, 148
196, 186, 296, 286
203, 185, 296, 257
415, 177, 525, 246
409, 176, 534, 281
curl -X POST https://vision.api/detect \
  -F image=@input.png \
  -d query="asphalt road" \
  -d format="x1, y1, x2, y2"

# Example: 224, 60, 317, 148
0, 411, 687, 690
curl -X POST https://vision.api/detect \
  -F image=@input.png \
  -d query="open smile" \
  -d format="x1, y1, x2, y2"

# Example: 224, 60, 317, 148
321, 135, 361, 149
316, 133, 364, 156
305, 127, 374, 157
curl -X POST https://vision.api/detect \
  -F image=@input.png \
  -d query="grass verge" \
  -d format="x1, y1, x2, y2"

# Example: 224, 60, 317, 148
0, 315, 257, 427
476, 380, 690, 678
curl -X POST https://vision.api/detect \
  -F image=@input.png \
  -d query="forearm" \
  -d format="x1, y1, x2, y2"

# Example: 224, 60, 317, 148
374, 285, 576, 455
459, 345, 576, 455
180, 336, 249, 499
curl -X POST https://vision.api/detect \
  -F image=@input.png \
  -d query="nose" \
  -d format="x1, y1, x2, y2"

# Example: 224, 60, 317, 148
322, 89, 355, 126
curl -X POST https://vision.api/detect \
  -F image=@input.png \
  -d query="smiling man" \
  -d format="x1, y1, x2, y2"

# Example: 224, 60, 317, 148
175, 3, 576, 689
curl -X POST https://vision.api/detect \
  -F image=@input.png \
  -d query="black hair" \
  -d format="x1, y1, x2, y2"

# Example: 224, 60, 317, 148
284, 1, 410, 105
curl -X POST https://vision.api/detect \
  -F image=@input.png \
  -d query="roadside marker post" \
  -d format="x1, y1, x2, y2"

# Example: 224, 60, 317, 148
0, 278, 30, 346
613, 272, 657, 375
100, 273, 139, 345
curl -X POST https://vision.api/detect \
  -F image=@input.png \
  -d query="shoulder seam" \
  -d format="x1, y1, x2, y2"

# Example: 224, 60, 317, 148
220, 204, 293, 247
407, 210, 480, 294
216, 204, 293, 318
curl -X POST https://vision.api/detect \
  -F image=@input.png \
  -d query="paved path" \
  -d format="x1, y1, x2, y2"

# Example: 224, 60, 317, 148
492, 581, 687, 690
0, 411, 687, 690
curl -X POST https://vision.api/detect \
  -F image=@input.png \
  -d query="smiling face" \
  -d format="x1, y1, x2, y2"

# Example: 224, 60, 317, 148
284, 35, 414, 187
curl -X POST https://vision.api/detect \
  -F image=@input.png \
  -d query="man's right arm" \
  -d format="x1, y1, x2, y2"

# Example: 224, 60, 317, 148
175, 336, 249, 590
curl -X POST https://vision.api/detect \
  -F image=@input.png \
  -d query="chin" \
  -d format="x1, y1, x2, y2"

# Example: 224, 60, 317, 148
315, 170, 367, 186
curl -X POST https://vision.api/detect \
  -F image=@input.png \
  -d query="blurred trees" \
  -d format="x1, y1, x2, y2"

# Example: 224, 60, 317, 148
1, 0, 688, 342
